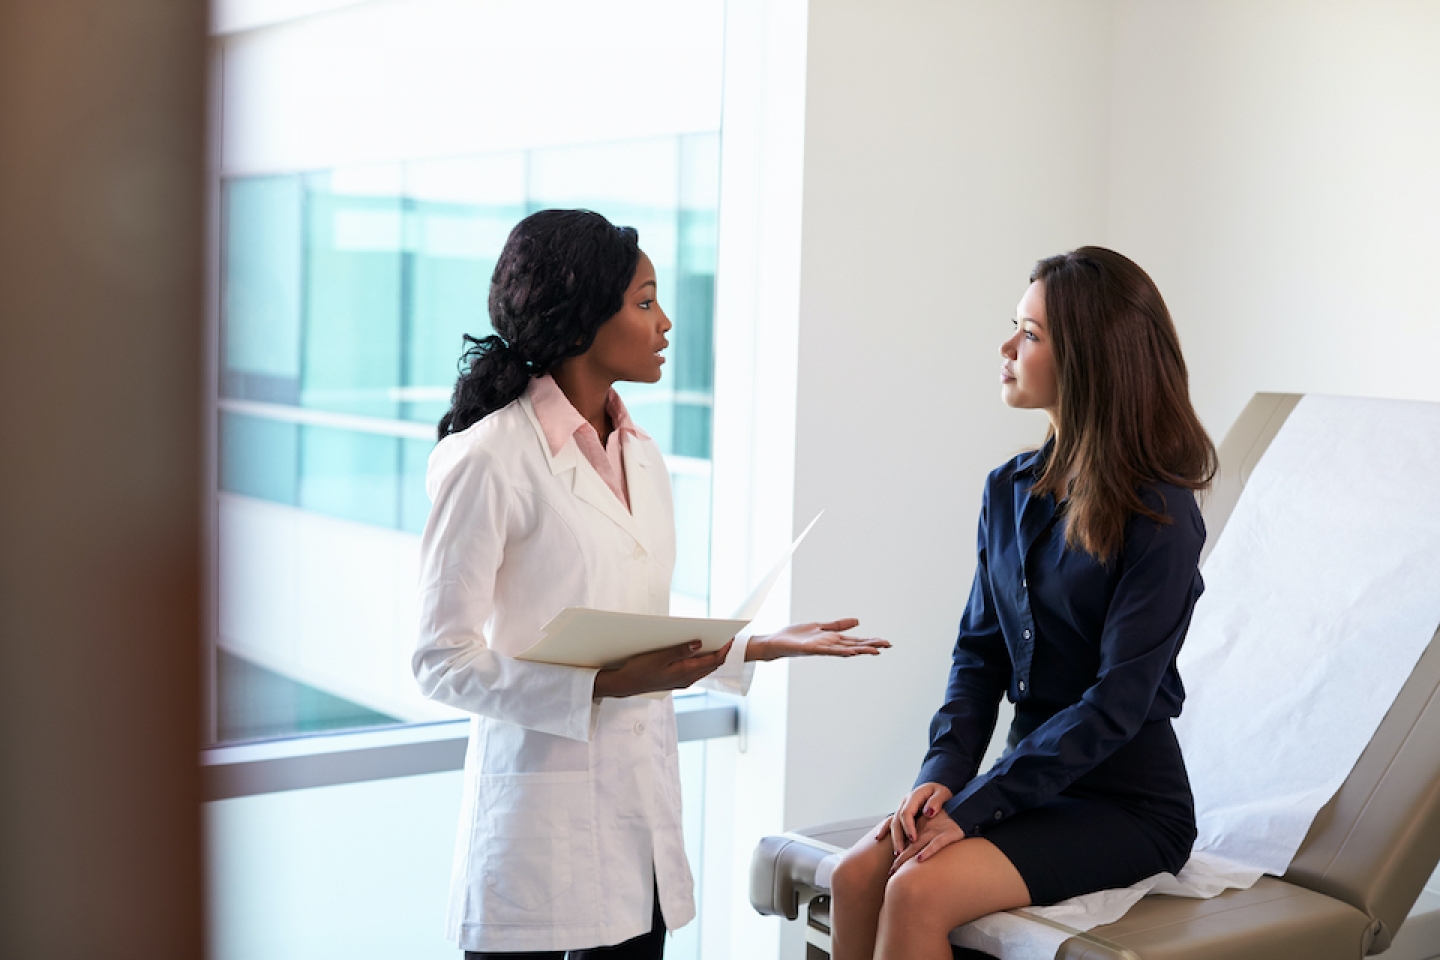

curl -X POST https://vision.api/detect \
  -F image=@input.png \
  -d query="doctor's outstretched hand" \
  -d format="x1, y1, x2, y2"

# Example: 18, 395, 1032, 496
593, 640, 733, 699
745, 618, 890, 661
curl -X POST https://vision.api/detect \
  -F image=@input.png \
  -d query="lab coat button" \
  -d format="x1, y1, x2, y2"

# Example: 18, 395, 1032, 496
633, 721, 645, 735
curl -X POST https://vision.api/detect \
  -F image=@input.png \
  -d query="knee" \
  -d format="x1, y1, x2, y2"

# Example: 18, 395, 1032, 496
830, 845, 886, 904
879, 862, 945, 924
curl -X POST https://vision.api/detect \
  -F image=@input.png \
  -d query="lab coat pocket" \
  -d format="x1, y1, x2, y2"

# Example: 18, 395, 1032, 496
476, 772, 596, 922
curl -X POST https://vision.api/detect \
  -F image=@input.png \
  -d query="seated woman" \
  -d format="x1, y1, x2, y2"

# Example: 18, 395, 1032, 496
829, 247, 1217, 960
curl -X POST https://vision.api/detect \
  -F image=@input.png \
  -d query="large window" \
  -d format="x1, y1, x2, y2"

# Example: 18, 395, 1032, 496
206, 4, 732, 957
215, 135, 719, 742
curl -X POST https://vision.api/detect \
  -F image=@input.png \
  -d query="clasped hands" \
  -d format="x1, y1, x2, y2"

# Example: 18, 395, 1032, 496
877, 781, 965, 875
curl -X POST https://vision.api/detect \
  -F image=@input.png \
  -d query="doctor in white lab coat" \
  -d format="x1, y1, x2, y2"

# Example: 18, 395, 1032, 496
414, 209, 887, 958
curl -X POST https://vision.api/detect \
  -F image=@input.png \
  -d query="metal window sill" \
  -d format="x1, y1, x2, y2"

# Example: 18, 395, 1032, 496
201, 692, 739, 801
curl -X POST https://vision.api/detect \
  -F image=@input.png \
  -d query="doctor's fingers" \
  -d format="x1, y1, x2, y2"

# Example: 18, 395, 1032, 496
624, 639, 723, 674
665, 638, 731, 666
814, 635, 891, 656
661, 643, 730, 685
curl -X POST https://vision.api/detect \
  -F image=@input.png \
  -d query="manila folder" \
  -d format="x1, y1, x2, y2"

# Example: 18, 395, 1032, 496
517, 608, 750, 669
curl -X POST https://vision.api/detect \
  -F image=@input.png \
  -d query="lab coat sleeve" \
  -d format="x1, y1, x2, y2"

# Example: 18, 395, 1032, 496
412, 435, 599, 742
695, 630, 755, 696
944, 485, 1205, 836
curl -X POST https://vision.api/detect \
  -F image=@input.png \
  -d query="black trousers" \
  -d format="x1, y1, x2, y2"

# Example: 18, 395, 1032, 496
464, 887, 666, 960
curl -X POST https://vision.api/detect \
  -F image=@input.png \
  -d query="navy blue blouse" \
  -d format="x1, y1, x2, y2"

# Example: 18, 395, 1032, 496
917, 444, 1206, 837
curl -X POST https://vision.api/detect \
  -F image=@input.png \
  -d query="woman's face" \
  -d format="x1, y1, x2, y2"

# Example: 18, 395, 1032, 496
584, 251, 672, 384
1000, 280, 1059, 422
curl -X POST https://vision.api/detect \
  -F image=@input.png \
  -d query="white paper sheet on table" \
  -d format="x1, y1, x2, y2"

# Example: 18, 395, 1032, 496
948, 395, 1440, 960
517, 512, 823, 670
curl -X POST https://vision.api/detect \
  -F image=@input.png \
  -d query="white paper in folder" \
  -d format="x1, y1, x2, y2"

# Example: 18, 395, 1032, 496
949, 395, 1440, 960
518, 512, 823, 670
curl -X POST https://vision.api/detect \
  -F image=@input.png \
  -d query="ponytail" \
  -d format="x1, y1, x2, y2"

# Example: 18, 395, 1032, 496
436, 335, 532, 439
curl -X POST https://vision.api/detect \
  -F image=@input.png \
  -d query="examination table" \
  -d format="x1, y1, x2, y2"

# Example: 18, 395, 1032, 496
750, 393, 1440, 960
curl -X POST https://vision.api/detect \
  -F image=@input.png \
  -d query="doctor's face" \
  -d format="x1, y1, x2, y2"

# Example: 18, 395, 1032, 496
584, 251, 672, 384
1000, 280, 1059, 422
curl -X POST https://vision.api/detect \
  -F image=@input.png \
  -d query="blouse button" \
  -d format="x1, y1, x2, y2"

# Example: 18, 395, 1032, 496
1022, 629, 1031, 640
1018, 680, 1026, 692
633, 721, 646, 735
994, 810, 1003, 820
633, 545, 646, 560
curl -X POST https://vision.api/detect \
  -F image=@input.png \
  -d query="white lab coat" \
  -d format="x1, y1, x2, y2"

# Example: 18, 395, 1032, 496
414, 394, 750, 953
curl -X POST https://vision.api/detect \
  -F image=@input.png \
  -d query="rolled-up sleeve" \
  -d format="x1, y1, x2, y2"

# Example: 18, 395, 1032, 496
412, 436, 599, 741
944, 490, 1204, 835
917, 490, 1011, 793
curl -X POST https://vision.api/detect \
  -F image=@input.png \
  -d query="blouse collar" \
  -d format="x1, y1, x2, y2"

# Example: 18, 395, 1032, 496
526, 374, 649, 456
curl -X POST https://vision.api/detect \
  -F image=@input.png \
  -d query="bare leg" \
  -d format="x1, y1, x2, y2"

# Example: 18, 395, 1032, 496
875, 837, 1030, 960
829, 821, 896, 960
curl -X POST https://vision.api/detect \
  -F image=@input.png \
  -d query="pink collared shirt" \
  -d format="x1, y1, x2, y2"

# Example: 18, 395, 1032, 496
526, 374, 648, 512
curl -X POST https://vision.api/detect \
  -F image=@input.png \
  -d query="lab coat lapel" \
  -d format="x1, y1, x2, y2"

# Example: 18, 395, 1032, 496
519, 395, 648, 547
621, 432, 664, 553
570, 453, 648, 546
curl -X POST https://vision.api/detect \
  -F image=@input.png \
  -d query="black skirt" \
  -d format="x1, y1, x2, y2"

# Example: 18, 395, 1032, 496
980, 712, 1197, 907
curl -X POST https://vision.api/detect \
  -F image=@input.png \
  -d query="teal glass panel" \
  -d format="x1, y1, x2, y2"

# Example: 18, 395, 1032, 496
671, 133, 718, 460
218, 134, 718, 548
399, 437, 435, 535
214, 135, 722, 750
302, 168, 404, 419
403, 201, 493, 426
672, 405, 712, 461
219, 411, 299, 506
530, 138, 681, 453
298, 425, 400, 528
403, 154, 527, 427
221, 175, 304, 404
216, 649, 397, 743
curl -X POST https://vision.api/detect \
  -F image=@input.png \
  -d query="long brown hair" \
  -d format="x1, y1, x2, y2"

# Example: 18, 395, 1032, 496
1028, 247, 1216, 561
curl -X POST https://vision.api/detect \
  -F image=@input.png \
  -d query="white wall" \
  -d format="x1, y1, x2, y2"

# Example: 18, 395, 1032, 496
777, 0, 1440, 830
737, 2, 1440, 955
721, 2, 1119, 954
1106, 0, 1440, 433
217, 0, 724, 174
786, 0, 1116, 828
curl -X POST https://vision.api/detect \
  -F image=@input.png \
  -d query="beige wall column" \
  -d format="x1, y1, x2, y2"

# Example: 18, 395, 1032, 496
0, 2, 207, 957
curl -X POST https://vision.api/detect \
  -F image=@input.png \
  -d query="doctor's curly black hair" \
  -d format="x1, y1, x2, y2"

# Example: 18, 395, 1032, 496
437, 209, 640, 439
